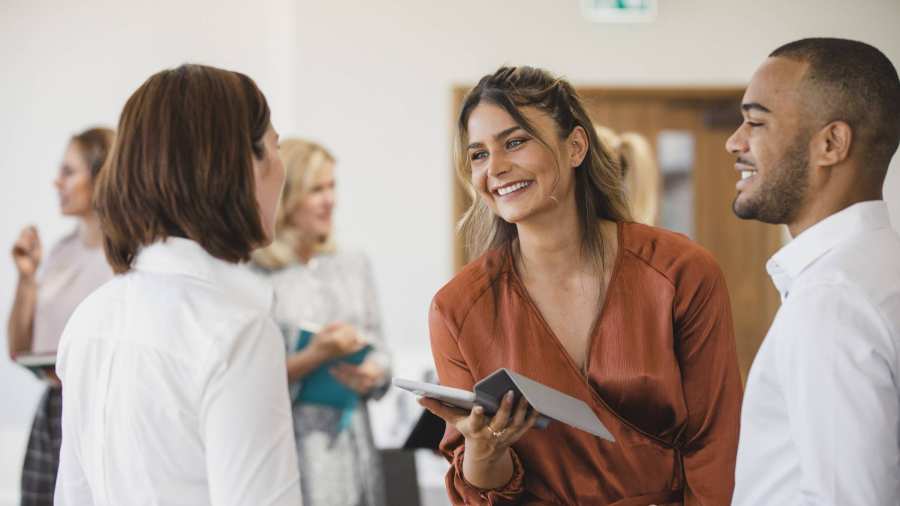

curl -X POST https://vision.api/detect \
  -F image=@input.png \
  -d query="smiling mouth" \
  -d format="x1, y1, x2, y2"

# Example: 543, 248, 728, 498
493, 180, 533, 197
741, 170, 757, 180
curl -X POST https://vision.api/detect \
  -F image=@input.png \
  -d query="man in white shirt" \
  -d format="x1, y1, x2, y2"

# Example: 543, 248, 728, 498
728, 38, 900, 504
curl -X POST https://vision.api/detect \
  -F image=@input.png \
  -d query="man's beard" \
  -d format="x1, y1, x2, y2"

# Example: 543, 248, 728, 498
732, 135, 810, 224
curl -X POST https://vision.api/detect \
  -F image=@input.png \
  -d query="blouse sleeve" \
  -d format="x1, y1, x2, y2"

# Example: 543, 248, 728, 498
198, 314, 303, 506
672, 250, 743, 505
429, 299, 526, 505
356, 253, 392, 400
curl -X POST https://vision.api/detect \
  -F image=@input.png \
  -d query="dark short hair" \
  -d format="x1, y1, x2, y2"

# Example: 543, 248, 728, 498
94, 64, 271, 273
71, 127, 115, 180
770, 38, 900, 172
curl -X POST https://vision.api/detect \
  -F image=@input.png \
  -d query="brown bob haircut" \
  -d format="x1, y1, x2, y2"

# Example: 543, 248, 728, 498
94, 64, 271, 273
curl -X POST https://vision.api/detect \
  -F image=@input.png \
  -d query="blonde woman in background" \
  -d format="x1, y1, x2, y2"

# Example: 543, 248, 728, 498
253, 139, 391, 506
595, 125, 661, 226
7, 127, 115, 506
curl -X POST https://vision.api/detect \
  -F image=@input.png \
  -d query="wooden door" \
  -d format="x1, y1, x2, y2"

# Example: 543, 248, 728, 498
450, 86, 783, 381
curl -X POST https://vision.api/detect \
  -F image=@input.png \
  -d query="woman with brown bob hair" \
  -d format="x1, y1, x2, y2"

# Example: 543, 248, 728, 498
420, 66, 742, 505
53, 64, 302, 505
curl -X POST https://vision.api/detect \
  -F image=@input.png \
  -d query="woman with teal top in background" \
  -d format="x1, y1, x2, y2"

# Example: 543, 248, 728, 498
252, 138, 391, 506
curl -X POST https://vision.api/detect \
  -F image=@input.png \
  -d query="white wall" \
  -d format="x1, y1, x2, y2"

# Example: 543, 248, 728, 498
1, 0, 899, 500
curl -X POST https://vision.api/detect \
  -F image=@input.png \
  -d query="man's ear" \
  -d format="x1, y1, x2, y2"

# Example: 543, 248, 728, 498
812, 120, 852, 167
567, 126, 589, 168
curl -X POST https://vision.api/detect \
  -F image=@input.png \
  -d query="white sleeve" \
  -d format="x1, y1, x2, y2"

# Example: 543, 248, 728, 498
198, 314, 303, 506
358, 254, 390, 370
54, 344, 95, 506
54, 427, 95, 506
776, 283, 900, 504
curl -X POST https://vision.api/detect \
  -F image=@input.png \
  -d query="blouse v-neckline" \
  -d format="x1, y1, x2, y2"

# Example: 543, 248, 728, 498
508, 221, 626, 377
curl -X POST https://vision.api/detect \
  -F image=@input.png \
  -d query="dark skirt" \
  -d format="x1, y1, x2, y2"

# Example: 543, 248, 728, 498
20, 386, 62, 506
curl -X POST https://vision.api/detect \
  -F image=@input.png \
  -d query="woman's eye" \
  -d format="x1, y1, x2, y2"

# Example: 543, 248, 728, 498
470, 151, 487, 161
507, 138, 527, 149
747, 121, 763, 128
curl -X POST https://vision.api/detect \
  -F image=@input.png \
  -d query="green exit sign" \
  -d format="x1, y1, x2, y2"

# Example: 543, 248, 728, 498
581, 0, 658, 23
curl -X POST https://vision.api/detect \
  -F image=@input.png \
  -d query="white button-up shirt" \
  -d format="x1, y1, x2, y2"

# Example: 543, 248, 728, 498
54, 238, 302, 506
733, 201, 900, 505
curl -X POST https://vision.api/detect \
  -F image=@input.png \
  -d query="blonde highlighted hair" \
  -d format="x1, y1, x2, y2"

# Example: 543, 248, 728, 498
594, 126, 660, 226
252, 138, 337, 270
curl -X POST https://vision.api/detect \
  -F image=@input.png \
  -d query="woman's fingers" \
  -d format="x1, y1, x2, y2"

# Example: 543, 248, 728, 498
511, 394, 530, 427
420, 391, 540, 445
330, 362, 359, 376
506, 406, 541, 442
486, 391, 516, 431
417, 397, 469, 426
468, 405, 489, 433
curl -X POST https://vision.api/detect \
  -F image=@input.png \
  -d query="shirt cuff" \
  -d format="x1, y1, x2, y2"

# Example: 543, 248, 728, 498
450, 447, 525, 505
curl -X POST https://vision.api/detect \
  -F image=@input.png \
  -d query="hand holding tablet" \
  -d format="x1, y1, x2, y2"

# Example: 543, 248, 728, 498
393, 368, 614, 440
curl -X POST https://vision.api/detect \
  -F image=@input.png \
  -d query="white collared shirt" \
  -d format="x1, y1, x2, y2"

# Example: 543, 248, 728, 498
54, 238, 302, 506
733, 201, 900, 505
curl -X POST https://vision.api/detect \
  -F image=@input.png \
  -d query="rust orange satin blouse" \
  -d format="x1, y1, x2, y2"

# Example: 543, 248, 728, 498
429, 222, 742, 505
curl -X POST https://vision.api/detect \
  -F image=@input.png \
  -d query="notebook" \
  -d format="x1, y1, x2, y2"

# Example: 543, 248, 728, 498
292, 323, 372, 410
394, 368, 615, 441
13, 352, 56, 378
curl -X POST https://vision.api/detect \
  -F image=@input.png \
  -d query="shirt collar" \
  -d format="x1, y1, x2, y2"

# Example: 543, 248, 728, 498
766, 200, 892, 299
133, 237, 273, 313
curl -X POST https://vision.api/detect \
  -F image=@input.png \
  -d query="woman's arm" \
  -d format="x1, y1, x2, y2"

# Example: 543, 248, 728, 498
285, 345, 333, 382
329, 253, 392, 397
426, 299, 535, 505
358, 254, 391, 395
673, 251, 743, 505
7, 226, 42, 358
286, 322, 365, 383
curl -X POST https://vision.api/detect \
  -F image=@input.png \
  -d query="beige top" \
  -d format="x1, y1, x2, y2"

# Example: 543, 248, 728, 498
31, 230, 113, 353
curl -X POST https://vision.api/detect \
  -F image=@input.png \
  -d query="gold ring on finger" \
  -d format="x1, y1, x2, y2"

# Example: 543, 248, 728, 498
489, 427, 507, 439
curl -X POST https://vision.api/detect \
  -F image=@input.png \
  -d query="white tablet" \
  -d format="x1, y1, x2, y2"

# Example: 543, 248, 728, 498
392, 378, 477, 411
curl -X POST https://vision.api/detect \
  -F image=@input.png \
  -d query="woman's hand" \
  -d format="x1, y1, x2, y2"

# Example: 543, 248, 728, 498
419, 390, 539, 489
12, 226, 41, 279
331, 358, 386, 395
310, 322, 366, 360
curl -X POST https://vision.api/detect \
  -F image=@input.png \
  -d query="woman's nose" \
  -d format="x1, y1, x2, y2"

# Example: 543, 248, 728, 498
486, 151, 511, 177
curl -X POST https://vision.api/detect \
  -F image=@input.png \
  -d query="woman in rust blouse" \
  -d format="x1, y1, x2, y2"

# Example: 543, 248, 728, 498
420, 66, 742, 505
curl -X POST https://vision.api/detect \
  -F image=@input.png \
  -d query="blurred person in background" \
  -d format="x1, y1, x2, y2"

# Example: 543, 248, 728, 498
594, 125, 661, 226
54, 64, 302, 505
6, 127, 115, 506
253, 138, 391, 506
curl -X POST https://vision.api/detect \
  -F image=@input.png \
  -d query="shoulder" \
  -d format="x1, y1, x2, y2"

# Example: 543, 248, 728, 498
803, 228, 900, 303
41, 229, 79, 267
620, 222, 724, 287
791, 228, 900, 340
62, 275, 121, 332
431, 248, 507, 327
774, 280, 898, 373
327, 249, 372, 272
74, 269, 272, 345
